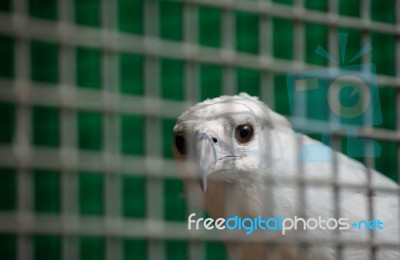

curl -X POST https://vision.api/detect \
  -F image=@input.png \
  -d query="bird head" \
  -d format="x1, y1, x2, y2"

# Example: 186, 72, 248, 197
173, 93, 290, 193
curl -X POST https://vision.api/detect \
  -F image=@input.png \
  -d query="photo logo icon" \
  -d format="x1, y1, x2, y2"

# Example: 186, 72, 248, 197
286, 33, 382, 162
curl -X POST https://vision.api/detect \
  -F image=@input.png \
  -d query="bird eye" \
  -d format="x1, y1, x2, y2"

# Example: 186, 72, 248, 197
174, 135, 187, 155
235, 124, 254, 143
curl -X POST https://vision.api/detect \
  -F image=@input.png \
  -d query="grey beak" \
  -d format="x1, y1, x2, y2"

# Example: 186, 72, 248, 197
195, 132, 217, 192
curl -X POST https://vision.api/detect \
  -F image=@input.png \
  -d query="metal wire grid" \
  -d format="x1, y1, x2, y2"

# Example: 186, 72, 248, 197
0, 0, 399, 259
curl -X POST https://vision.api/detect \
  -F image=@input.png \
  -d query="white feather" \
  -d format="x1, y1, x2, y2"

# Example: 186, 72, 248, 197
173, 93, 400, 260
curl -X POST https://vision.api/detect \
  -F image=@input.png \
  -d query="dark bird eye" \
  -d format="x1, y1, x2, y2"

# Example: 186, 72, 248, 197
235, 124, 254, 143
174, 135, 187, 155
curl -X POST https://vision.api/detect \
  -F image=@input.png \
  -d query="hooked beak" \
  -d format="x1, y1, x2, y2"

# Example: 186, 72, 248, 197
195, 132, 217, 192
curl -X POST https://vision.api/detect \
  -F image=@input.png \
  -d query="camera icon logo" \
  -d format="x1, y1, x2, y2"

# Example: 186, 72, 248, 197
286, 34, 382, 162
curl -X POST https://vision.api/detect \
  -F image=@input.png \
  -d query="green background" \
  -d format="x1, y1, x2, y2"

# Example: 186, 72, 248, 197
0, 0, 397, 259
